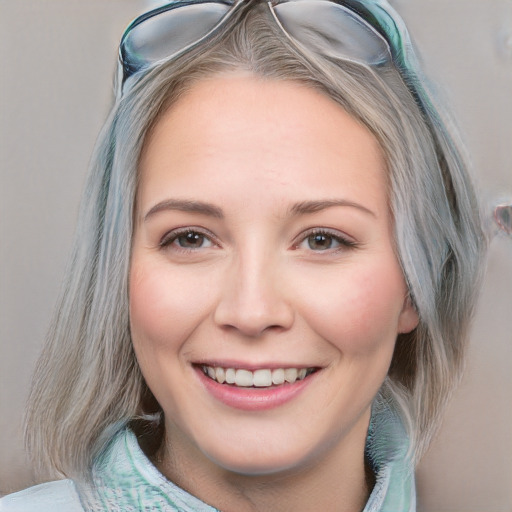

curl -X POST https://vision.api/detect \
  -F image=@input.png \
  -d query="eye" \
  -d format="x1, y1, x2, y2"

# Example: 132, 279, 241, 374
160, 229, 215, 251
306, 233, 339, 251
295, 229, 358, 252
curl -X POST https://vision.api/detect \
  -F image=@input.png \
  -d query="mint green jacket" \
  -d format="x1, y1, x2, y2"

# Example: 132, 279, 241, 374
0, 398, 415, 511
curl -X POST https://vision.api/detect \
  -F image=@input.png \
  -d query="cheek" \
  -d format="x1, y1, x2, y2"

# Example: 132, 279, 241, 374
129, 259, 212, 351
297, 259, 407, 355
130, 263, 173, 348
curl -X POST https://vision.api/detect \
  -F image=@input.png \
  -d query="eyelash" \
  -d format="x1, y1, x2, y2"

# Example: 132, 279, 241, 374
159, 227, 358, 254
293, 228, 359, 253
159, 227, 218, 252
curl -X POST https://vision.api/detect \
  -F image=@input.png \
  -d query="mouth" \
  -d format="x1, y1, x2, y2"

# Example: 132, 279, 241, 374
199, 365, 319, 388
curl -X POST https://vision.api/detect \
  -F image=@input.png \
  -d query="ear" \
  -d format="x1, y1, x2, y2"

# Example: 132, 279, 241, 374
397, 294, 419, 334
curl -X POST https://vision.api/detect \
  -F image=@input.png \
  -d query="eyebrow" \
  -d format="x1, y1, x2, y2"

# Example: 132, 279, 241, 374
143, 197, 376, 222
144, 199, 224, 221
288, 199, 376, 218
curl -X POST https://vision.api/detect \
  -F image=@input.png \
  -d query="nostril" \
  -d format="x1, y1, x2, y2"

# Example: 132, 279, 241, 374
213, 270, 295, 336
218, 321, 287, 339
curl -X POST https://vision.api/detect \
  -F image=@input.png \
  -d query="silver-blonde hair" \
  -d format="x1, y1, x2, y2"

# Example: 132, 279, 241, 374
25, 3, 486, 479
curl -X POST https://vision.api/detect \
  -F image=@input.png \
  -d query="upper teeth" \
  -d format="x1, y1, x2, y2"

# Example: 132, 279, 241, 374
202, 366, 312, 387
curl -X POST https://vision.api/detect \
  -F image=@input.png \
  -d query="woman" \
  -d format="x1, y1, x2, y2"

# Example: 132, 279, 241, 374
1, 0, 486, 510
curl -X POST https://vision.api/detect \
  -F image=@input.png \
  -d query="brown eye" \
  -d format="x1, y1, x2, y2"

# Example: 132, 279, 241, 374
176, 231, 209, 248
307, 233, 336, 251
160, 229, 215, 251
295, 229, 358, 253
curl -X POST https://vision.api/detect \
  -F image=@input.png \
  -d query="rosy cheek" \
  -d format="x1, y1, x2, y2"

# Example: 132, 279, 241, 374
299, 263, 406, 354
130, 261, 177, 348
129, 259, 216, 352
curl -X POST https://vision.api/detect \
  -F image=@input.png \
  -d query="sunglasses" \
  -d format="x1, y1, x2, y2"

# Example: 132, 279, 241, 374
118, 0, 415, 95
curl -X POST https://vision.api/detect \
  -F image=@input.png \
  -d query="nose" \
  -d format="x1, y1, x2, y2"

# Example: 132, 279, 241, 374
213, 251, 294, 338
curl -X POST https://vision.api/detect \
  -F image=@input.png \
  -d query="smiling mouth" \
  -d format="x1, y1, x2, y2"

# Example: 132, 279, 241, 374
200, 365, 318, 388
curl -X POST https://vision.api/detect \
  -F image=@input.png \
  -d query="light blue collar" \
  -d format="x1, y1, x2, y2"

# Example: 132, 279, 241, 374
81, 397, 415, 511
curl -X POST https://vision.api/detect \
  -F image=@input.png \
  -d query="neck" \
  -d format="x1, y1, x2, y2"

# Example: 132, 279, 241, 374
154, 413, 373, 512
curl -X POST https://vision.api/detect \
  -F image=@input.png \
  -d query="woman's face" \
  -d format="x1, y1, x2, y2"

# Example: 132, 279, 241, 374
130, 74, 418, 477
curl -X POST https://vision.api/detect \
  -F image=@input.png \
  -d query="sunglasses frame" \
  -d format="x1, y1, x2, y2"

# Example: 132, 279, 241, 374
118, 0, 416, 97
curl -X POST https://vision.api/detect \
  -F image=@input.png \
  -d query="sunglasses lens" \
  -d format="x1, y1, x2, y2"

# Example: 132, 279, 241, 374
273, 0, 391, 66
121, 3, 231, 79
120, 0, 394, 91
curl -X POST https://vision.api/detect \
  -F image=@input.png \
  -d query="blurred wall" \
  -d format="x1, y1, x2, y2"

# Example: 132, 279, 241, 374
1, 1, 511, 510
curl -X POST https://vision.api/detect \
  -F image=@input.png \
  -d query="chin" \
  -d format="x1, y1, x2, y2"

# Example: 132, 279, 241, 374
195, 428, 330, 478
206, 449, 307, 477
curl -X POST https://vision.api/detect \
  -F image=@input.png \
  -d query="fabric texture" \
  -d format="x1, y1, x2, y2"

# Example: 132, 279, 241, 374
0, 397, 415, 511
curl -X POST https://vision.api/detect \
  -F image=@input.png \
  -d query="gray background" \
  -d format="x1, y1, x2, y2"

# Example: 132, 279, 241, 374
1, 1, 511, 510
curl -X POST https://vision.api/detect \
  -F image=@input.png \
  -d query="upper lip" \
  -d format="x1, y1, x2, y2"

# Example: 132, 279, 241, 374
193, 361, 320, 371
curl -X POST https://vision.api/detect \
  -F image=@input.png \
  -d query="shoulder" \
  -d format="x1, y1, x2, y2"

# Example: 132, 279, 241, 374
0, 479, 84, 512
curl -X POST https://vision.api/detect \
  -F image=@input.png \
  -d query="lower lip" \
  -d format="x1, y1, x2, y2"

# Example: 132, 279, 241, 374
195, 367, 317, 411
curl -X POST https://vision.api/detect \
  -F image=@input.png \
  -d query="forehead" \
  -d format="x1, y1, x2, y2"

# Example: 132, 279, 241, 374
138, 73, 388, 217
